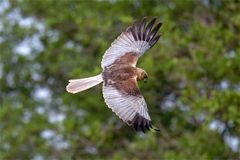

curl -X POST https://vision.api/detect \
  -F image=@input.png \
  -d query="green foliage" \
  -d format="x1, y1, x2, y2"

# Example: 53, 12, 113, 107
0, 0, 239, 159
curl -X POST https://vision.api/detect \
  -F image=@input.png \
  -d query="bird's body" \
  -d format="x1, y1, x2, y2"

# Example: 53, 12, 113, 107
103, 67, 142, 96
102, 53, 147, 96
66, 18, 162, 132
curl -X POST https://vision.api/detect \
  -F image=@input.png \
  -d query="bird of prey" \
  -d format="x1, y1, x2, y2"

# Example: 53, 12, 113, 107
66, 17, 162, 132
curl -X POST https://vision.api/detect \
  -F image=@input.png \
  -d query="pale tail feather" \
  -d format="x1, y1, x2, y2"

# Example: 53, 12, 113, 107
66, 74, 103, 94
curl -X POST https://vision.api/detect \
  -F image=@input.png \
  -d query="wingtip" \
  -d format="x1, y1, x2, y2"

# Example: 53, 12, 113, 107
149, 123, 160, 132
129, 113, 153, 133
128, 17, 162, 46
151, 17, 157, 22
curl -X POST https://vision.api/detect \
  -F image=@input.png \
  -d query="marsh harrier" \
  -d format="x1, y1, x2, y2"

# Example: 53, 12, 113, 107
66, 17, 162, 132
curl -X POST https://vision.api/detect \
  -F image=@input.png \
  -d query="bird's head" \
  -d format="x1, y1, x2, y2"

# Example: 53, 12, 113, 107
143, 71, 148, 83
137, 68, 148, 83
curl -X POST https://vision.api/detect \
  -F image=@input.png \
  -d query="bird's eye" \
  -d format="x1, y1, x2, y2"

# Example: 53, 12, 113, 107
144, 74, 148, 78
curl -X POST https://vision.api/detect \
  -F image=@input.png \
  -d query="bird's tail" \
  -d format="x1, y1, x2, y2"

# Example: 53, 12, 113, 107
66, 74, 103, 94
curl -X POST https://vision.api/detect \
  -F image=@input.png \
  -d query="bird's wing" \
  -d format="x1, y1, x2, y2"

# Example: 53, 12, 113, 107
102, 78, 157, 132
101, 17, 162, 68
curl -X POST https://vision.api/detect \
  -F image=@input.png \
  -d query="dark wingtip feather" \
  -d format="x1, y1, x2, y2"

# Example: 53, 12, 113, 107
139, 17, 147, 40
132, 114, 139, 131
129, 113, 158, 133
133, 21, 141, 41
148, 22, 162, 42
130, 26, 138, 41
126, 17, 162, 49
149, 35, 160, 48
145, 18, 157, 41
126, 26, 132, 33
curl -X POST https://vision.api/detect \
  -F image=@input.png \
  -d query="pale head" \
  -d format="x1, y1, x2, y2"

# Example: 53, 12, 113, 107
136, 68, 148, 83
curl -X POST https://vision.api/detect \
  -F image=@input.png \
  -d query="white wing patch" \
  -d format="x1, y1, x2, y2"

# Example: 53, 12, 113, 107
102, 84, 151, 123
101, 32, 150, 68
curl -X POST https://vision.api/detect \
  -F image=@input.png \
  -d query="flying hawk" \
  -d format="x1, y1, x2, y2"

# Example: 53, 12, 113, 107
66, 17, 162, 132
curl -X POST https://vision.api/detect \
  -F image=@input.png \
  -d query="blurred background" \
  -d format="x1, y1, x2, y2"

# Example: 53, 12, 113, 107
0, 0, 240, 159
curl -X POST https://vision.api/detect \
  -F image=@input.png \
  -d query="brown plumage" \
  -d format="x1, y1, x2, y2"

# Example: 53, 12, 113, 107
66, 17, 162, 133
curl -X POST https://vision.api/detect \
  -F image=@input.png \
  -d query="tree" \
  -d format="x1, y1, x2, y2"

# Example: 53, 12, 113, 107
0, 0, 239, 159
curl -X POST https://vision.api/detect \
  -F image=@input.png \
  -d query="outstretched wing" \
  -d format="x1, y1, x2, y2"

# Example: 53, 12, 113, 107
102, 78, 155, 132
101, 17, 162, 68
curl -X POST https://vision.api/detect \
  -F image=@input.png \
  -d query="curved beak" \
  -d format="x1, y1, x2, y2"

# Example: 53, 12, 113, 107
144, 78, 148, 83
